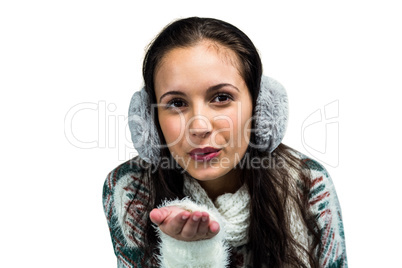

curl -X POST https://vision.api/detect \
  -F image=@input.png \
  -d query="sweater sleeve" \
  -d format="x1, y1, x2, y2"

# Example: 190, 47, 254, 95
155, 198, 230, 268
304, 158, 348, 267
102, 159, 155, 267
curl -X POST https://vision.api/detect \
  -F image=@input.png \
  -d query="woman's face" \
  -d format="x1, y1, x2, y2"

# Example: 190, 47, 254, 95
154, 40, 253, 183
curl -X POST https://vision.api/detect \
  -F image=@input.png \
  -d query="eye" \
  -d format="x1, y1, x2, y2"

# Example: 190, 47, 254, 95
166, 98, 187, 109
212, 93, 233, 103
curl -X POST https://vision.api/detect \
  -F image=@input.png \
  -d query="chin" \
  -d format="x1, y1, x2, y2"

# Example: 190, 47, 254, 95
186, 166, 228, 181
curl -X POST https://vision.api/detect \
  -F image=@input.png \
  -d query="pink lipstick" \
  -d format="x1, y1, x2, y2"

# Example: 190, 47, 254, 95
189, 147, 222, 161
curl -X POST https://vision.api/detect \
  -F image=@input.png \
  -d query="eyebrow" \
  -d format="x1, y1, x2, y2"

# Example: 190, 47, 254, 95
159, 83, 240, 103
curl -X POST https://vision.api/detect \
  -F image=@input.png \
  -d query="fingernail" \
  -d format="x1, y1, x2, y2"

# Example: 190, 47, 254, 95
182, 214, 189, 220
192, 215, 200, 221
210, 222, 219, 233
201, 216, 208, 222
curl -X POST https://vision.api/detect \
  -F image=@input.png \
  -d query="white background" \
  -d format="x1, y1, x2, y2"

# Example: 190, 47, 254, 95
1, 0, 401, 267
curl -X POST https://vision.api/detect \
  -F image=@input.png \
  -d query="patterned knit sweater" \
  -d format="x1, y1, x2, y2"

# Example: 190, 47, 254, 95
102, 150, 348, 267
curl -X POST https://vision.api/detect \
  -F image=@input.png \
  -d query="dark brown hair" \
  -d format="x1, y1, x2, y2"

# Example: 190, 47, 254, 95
139, 17, 321, 267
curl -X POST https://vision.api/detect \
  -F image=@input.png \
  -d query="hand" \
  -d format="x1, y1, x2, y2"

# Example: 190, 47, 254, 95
149, 206, 220, 242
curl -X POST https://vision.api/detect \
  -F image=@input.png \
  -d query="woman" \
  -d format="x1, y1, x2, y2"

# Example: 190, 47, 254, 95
102, 17, 347, 267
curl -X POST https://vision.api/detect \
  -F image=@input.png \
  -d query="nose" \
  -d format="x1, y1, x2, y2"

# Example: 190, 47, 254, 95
188, 114, 212, 139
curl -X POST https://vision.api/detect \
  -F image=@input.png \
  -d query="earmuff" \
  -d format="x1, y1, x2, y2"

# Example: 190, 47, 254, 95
128, 75, 288, 165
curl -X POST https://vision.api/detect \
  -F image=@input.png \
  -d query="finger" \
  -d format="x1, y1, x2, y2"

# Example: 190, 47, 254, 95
181, 211, 202, 239
149, 207, 171, 226
197, 212, 210, 237
208, 220, 220, 235
168, 210, 191, 235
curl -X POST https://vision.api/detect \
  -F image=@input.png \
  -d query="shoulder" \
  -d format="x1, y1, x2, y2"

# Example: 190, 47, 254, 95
285, 148, 348, 266
103, 156, 151, 215
103, 155, 151, 195
102, 155, 152, 249
103, 155, 149, 190
285, 147, 332, 186
285, 148, 341, 216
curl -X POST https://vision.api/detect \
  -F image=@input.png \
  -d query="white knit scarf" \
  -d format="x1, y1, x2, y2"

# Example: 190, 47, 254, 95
182, 172, 251, 248
182, 171, 310, 265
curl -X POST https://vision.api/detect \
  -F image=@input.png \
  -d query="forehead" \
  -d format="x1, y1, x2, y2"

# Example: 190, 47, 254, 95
154, 41, 244, 98
158, 40, 241, 71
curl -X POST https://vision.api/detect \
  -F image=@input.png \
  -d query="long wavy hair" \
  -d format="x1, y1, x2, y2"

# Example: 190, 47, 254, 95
138, 17, 321, 267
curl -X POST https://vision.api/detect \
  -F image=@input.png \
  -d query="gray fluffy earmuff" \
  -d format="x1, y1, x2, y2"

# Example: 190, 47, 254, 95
128, 75, 288, 164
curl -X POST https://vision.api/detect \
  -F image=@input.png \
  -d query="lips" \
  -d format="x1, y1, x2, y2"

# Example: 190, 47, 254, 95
189, 146, 221, 155
189, 147, 222, 162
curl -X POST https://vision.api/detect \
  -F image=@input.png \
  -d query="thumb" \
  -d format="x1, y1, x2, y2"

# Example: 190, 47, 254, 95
149, 207, 171, 226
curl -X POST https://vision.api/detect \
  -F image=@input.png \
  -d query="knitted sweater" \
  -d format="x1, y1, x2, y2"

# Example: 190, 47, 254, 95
102, 150, 348, 267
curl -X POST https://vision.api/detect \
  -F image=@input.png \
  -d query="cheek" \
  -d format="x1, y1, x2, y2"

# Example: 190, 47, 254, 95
237, 104, 253, 144
242, 110, 253, 132
159, 116, 183, 145
215, 110, 249, 144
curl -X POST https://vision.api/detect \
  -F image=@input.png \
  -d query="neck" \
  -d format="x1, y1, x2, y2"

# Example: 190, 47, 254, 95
197, 168, 242, 201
